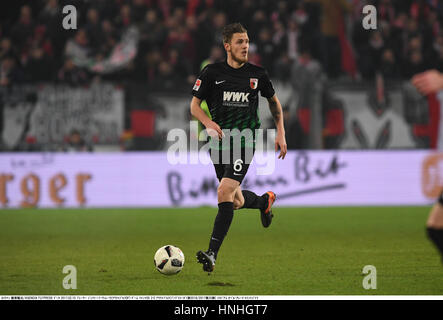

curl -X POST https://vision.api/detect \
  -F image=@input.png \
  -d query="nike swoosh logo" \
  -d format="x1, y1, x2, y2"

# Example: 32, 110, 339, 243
215, 80, 226, 84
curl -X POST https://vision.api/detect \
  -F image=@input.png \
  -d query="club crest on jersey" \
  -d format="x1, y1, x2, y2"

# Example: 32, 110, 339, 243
250, 78, 258, 90
193, 79, 201, 91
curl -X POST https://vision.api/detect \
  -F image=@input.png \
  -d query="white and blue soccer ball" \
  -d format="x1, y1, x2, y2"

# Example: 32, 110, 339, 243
154, 245, 185, 275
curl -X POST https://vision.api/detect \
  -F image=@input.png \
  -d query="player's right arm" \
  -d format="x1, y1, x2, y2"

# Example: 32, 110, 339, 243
412, 70, 443, 95
190, 96, 224, 139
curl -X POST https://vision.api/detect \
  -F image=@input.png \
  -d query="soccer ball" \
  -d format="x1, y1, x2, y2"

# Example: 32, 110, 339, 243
154, 245, 185, 275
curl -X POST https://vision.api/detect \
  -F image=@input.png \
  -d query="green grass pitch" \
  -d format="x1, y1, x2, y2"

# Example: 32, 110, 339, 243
0, 206, 442, 296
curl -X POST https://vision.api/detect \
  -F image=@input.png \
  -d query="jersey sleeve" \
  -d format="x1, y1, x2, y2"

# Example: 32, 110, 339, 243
191, 65, 212, 100
259, 70, 275, 99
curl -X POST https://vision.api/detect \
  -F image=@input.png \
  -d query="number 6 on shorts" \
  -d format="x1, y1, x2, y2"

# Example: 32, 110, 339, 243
233, 159, 243, 173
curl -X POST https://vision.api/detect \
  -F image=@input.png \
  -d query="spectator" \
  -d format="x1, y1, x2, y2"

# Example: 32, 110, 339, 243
410, 0, 432, 24
57, 58, 88, 86
271, 20, 286, 54
85, 8, 103, 54
90, 0, 119, 21
379, 18, 403, 65
284, 19, 301, 63
406, 34, 423, 59
378, 0, 396, 24
272, 1, 292, 26
379, 48, 401, 80
163, 24, 195, 66
403, 49, 428, 79
99, 19, 118, 56
379, 20, 394, 46
148, 59, 181, 91
248, 42, 261, 66
307, 0, 352, 79
38, 0, 64, 61
421, 10, 441, 61
64, 29, 91, 67
38, 0, 60, 28
290, 44, 325, 149
167, 47, 194, 85
248, 9, 268, 39
185, 14, 200, 73
10, 5, 35, 52
31, 25, 53, 57
235, 0, 256, 29
139, 9, 168, 53
131, 0, 148, 25
211, 12, 227, 47
368, 30, 385, 68
356, 30, 384, 80
0, 0, 441, 90
62, 129, 93, 152
0, 56, 23, 86
24, 46, 53, 82
404, 17, 420, 47
292, 1, 309, 26
200, 45, 224, 70
115, 4, 133, 30
140, 49, 161, 84
0, 38, 15, 60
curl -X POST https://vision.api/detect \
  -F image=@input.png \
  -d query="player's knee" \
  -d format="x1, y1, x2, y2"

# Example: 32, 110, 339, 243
427, 202, 443, 228
217, 185, 235, 202
233, 197, 244, 210
217, 186, 229, 200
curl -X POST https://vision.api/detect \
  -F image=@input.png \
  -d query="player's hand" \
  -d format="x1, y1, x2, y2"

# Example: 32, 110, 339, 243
275, 132, 287, 159
411, 70, 443, 95
204, 120, 224, 140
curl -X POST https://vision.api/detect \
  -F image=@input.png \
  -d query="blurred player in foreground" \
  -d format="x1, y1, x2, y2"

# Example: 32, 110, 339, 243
412, 69, 443, 263
190, 23, 287, 273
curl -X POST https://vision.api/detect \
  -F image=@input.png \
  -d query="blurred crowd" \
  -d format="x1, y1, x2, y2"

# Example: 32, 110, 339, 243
0, 0, 442, 89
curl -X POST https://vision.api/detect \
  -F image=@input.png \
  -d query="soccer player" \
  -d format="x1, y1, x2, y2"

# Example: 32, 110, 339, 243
190, 23, 287, 273
412, 69, 443, 263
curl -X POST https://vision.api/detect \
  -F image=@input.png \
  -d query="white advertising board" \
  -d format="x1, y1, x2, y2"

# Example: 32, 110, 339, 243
0, 151, 440, 208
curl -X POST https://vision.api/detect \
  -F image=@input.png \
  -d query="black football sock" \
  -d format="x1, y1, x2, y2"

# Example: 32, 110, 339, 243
208, 202, 234, 258
241, 190, 265, 210
426, 227, 443, 261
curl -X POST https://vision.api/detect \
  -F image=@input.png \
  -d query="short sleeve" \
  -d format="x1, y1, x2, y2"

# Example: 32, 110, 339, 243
259, 70, 275, 99
191, 65, 211, 100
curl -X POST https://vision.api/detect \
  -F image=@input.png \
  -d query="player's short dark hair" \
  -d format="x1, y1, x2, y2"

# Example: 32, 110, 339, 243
222, 23, 247, 44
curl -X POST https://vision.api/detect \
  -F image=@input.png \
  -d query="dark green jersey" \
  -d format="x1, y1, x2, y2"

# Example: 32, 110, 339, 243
191, 61, 275, 149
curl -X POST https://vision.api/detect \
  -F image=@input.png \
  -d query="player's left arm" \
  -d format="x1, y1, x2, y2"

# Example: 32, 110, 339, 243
267, 95, 287, 159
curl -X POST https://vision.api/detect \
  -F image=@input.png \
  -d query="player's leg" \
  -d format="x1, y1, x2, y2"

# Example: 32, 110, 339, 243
427, 203, 443, 229
233, 186, 244, 210
210, 177, 239, 254
197, 177, 239, 272
234, 187, 276, 228
426, 193, 443, 263
231, 146, 277, 226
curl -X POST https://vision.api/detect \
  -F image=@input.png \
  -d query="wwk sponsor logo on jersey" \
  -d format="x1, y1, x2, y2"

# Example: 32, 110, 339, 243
223, 91, 249, 107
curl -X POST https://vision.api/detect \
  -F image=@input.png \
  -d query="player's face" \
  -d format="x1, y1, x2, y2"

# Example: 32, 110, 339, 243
226, 33, 249, 64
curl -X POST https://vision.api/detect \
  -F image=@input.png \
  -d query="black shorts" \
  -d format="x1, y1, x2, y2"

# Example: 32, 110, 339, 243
210, 147, 255, 183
